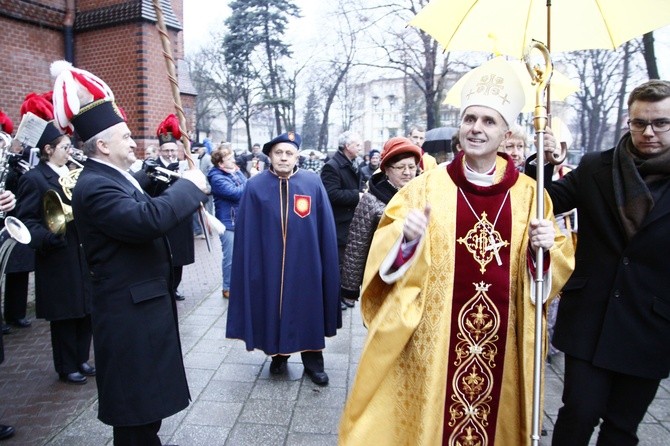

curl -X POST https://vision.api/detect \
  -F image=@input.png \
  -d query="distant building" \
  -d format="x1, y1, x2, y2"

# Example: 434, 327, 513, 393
350, 74, 462, 151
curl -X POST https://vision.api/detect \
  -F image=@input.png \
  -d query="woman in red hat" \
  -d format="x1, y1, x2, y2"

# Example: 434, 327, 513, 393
340, 137, 421, 307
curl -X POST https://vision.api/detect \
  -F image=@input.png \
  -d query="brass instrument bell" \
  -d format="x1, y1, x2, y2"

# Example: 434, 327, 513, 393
43, 189, 73, 235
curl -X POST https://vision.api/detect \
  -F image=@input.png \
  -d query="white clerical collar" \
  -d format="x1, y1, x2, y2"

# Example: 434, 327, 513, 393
47, 162, 70, 178
464, 161, 496, 187
88, 158, 144, 193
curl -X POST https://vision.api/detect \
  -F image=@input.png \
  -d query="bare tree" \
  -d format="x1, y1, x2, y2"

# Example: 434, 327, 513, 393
643, 32, 660, 80
308, 1, 359, 150
559, 47, 646, 153
348, 0, 453, 130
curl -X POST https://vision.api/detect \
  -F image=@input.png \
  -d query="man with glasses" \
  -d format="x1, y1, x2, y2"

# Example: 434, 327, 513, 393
140, 114, 196, 302
546, 80, 670, 445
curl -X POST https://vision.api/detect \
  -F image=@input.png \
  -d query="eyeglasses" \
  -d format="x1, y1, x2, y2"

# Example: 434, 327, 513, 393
56, 143, 73, 150
387, 164, 417, 173
627, 119, 670, 133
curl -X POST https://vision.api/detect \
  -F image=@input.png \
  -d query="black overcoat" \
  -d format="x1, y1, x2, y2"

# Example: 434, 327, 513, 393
5, 167, 34, 273
138, 159, 195, 267
320, 150, 361, 246
16, 162, 91, 321
548, 146, 670, 380
72, 159, 206, 426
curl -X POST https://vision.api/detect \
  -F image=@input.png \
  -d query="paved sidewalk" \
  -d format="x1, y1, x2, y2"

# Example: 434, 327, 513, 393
1, 236, 669, 445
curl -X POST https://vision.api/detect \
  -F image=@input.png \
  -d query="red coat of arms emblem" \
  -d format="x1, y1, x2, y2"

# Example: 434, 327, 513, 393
294, 195, 311, 218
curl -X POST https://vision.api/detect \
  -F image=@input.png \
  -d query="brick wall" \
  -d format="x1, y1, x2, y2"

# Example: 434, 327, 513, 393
0, 0, 193, 156
0, 15, 64, 126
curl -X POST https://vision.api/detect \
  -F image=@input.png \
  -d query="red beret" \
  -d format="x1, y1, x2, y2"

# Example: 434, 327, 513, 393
380, 137, 422, 172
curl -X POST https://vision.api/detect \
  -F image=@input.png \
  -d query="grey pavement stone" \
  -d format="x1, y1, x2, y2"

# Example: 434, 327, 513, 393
250, 380, 301, 401
167, 424, 230, 446
212, 363, 263, 382
183, 400, 243, 428
226, 423, 287, 446
296, 385, 347, 408
185, 367, 217, 398
185, 351, 227, 370
290, 406, 342, 435
238, 400, 294, 426
316, 368, 348, 389
286, 432, 338, 446
201, 380, 254, 403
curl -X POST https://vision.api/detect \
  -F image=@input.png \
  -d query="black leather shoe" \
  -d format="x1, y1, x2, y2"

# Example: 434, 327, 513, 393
342, 298, 355, 308
174, 291, 185, 301
304, 368, 329, 386
340, 302, 348, 311
269, 356, 287, 375
7, 318, 31, 328
1, 325, 10, 335
0, 425, 15, 440
59, 372, 87, 385
79, 362, 96, 376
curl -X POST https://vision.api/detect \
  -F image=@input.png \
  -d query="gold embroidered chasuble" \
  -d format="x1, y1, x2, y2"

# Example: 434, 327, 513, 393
339, 155, 574, 446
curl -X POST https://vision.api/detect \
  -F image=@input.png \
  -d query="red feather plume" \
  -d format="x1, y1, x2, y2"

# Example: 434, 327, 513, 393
0, 109, 13, 134
156, 113, 181, 140
20, 92, 55, 121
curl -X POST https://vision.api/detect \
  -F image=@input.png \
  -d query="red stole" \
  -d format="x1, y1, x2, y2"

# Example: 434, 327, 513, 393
442, 154, 519, 446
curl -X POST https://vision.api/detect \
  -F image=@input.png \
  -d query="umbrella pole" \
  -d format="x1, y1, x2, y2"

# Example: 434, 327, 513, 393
524, 41, 553, 446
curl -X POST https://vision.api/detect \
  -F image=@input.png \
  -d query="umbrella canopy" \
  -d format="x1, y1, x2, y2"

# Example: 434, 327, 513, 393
409, 0, 670, 58
425, 126, 458, 142
444, 57, 579, 112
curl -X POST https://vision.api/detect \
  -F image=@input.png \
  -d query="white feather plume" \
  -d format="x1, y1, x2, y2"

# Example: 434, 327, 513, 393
50, 60, 115, 131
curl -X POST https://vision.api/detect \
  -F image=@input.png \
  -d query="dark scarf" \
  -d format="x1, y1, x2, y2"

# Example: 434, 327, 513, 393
368, 170, 398, 205
612, 133, 670, 239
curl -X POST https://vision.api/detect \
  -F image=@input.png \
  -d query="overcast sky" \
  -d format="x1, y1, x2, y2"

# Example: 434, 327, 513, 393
182, 1, 670, 79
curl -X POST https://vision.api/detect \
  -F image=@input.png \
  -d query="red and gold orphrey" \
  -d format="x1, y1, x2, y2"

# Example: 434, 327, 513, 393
445, 188, 512, 446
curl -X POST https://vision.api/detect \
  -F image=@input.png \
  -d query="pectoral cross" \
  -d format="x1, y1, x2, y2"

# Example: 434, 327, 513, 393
485, 234, 505, 266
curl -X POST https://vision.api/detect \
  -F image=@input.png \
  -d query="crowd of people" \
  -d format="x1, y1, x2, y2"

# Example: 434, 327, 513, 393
1, 57, 669, 446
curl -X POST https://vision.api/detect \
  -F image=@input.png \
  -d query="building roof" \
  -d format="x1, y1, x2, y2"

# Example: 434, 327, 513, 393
75, 0, 182, 32
178, 60, 197, 96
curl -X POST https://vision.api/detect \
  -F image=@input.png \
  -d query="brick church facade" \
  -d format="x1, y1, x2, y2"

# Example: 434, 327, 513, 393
0, 0, 196, 152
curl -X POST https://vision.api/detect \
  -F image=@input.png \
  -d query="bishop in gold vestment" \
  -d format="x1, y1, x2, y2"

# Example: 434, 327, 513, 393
339, 152, 574, 445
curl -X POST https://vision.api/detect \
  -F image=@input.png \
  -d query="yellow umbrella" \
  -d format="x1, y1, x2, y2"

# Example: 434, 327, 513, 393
444, 57, 579, 112
409, 0, 670, 58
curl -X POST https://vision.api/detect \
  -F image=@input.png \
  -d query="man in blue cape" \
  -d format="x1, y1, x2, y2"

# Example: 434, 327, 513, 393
226, 131, 341, 386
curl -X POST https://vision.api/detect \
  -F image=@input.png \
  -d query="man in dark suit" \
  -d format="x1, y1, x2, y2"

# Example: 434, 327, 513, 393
320, 131, 362, 309
51, 61, 208, 445
540, 80, 670, 446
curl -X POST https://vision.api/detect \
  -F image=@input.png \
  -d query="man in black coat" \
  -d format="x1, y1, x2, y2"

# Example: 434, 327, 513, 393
140, 114, 196, 301
538, 80, 670, 446
320, 131, 363, 309
52, 62, 208, 445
